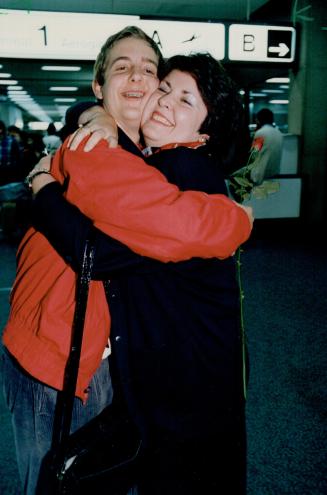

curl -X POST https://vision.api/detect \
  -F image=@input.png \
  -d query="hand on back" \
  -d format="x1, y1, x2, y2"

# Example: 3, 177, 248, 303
68, 106, 119, 151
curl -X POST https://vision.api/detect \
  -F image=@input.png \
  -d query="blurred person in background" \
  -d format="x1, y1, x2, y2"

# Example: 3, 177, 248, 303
250, 107, 283, 185
8, 126, 41, 179
42, 122, 61, 154
0, 120, 22, 185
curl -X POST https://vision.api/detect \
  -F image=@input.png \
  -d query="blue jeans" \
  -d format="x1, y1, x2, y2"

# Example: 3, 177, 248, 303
1, 349, 113, 495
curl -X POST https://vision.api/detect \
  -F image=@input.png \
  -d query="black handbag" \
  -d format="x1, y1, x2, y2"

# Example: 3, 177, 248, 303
36, 239, 143, 495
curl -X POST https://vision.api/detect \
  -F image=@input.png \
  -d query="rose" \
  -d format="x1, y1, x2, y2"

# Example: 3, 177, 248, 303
228, 136, 264, 203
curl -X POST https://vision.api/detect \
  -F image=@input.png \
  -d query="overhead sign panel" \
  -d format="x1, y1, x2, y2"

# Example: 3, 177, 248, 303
0, 10, 296, 64
136, 20, 225, 59
228, 24, 296, 63
0, 9, 225, 60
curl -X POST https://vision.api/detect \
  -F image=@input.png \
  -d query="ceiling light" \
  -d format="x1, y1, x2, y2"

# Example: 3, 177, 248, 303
33, 110, 51, 115
262, 89, 284, 94
28, 121, 52, 131
279, 85, 289, 89
269, 100, 289, 104
11, 99, 50, 121
8, 91, 30, 97
54, 98, 77, 103
9, 95, 33, 101
9, 94, 32, 99
9, 97, 32, 102
0, 80, 18, 85
8, 90, 28, 95
8, 92, 31, 98
250, 92, 267, 97
0, 65, 2, 69
0, 73, 12, 78
49, 87, 78, 91
42, 65, 81, 71
266, 77, 290, 83
7, 85, 23, 90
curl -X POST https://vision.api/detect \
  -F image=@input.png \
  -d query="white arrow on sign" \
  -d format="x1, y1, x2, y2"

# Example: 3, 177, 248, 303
268, 42, 290, 57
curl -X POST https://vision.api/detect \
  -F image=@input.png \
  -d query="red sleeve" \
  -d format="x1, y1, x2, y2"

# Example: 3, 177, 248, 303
50, 142, 66, 184
57, 139, 251, 262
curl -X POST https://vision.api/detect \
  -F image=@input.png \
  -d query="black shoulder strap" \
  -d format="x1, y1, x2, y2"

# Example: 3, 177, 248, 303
51, 237, 95, 452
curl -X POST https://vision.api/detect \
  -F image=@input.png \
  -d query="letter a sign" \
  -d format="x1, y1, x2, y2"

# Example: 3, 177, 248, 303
228, 24, 296, 63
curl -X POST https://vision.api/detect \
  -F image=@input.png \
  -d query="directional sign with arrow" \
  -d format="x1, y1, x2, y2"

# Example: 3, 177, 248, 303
267, 30, 293, 59
268, 43, 289, 57
228, 24, 296, 63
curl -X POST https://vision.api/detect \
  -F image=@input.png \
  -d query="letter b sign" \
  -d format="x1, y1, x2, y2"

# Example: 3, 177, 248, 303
243, 34, 255, 52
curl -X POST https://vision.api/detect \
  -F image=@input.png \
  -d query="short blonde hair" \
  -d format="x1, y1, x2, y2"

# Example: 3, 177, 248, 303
93, 26, 164, 85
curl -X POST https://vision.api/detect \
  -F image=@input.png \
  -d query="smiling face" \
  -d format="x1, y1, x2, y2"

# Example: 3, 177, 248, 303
141, 69, 208, 148
92, 37, 159, 141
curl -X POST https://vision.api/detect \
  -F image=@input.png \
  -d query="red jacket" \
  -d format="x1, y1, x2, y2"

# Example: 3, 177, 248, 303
3, 138, 251, 400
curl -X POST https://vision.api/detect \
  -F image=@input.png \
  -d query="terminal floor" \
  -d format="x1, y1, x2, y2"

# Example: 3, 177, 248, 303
0, 221, 326, 494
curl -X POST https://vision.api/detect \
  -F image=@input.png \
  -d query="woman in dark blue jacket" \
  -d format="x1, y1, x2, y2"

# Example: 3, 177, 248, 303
33, 54, 250, 494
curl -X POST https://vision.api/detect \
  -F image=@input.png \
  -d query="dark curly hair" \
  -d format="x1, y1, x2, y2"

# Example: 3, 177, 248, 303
162, 53, 250, 173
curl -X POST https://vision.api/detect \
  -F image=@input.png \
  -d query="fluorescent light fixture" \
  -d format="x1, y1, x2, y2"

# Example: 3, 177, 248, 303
50, 86, 78, 91
279, 85, 289, 89
0, 64, 2, 69
8, 90, 28, 95
266, 77, 290, 83
250, 92, 267, 97
0, 80, 18, 85
10, 97, 51, 121
9, 98, 32, 103
8, 91, 30, 97
42, 65, 81, 71
262, 89, 284, 94
32, 110, 51, 115
8, 92, 31, 97
9, 95, 32, 100
7, 85, 23, 90
54, 98, 77, 103
28, 121, 51, 131
269, 100, 289, 104
0, 73, 12, 78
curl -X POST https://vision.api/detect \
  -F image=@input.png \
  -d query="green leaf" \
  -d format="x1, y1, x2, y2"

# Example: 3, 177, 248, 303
234, 177, 253, 187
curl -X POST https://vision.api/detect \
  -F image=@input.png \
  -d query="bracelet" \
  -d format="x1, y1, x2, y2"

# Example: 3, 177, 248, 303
25, 169, 52, 189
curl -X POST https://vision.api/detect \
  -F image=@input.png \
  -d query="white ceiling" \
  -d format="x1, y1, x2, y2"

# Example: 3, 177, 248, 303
0, 1, 270, 21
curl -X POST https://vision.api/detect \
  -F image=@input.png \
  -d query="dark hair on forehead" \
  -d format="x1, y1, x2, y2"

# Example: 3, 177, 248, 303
94, 26, 164, 85
162, 53, 249, 172
256, 108, 274, 125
